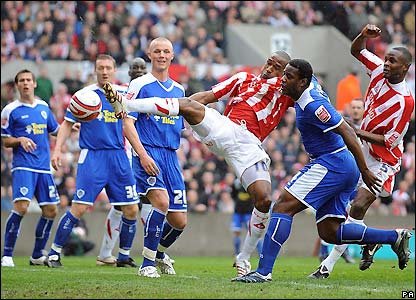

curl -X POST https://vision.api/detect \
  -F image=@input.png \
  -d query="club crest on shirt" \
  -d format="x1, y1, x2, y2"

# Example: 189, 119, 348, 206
76, 189, 85, 198
314, 105, 331, 123
41, 111, 47, 119
147, 176, 156, 186
20, 186, 29, 196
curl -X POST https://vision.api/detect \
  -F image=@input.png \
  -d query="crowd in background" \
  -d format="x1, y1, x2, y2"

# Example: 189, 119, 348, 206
1, 1, 415, 216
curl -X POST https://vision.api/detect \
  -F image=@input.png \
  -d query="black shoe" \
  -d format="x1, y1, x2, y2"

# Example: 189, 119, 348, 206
391, 229, 412, 270
231, 271, 272, 283
359, 244, 382, 271
45, 255, 63, 268
116, 257, 138, 268
341, 249, 356, 264
308, 265, 330, 279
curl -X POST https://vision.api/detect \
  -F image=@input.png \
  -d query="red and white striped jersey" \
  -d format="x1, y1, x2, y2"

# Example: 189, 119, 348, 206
212, 72, 294, 142
358, 49, 414, 168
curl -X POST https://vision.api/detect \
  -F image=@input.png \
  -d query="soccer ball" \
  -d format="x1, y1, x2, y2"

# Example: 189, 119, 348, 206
69, 89, 102, 121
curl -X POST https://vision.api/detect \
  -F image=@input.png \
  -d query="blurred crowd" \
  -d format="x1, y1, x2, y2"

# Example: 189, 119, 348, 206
1, 1, 415, 216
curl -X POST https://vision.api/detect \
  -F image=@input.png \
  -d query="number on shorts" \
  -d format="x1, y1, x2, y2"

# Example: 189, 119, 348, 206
380, 164, 388, 173
173, 189, 187, 205
125, 185, 138, 199
49, 186, 57, 198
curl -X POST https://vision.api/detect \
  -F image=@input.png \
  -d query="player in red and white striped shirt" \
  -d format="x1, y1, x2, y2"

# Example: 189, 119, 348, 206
311, 24, 414, 279
103, 51, 294, 277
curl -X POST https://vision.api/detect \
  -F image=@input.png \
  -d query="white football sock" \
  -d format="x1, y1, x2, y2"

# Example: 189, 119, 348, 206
125, 97, 179, 116
321, 216, 364, 272
98, 207, 122, 259
237, 207, 270, 261
140, 203, 152, 225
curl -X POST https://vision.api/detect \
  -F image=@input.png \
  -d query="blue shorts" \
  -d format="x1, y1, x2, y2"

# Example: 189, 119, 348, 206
133, 146, 186, 212
285, 149, 360, 223
73, 149, 138, 206
231, 213, 251, 232
12, 170, 59, 206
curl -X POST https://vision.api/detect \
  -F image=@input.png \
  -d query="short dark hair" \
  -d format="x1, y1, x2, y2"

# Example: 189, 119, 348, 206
288, 59, 313, 85
14, 69, 35, 84
392, 47, 413, 66
272, 50, 291, 62
95, 54, 116, 68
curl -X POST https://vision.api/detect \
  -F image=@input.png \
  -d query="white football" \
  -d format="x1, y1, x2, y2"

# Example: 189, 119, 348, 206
69, 89, 102, 122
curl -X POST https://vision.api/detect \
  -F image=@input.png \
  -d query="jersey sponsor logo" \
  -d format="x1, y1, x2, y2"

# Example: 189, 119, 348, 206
25, 123, 47, 134
41, 111, 47, 119
314, 105, 331, 123
20, 186, 29, 196
21, 115, 29, 119
147, 176, 156, 186
76, 189, 85, 199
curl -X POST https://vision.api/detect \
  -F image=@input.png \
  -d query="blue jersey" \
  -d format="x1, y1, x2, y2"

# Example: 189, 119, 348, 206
65, 84, 126, 150
295, 77, 345, 158
126, 73, 185, 150
1, 99, 59, 172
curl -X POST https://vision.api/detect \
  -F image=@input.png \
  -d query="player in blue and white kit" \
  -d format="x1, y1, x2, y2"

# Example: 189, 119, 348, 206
45, 54, 151, 268
1, 69, 59, 267
105, 37, 187, 278
233, 59, 411, 283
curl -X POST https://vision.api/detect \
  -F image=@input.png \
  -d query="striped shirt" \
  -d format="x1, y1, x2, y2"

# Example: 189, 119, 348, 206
358, 49, 414, 168
212, 72, 294, 142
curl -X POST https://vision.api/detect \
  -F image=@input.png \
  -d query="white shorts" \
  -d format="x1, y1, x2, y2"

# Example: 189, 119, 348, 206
191, 107, 270, 181
358, 143, 397, 197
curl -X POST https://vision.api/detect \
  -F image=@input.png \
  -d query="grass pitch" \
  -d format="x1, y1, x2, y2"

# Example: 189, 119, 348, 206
1, 256, 414, 299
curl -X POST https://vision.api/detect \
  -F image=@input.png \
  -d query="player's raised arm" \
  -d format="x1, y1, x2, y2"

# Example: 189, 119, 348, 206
351, 24, 381, 59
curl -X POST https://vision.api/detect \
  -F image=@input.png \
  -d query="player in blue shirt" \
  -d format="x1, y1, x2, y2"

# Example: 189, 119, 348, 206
44, 54, 150, 268
104, 37, 187, 278
233, 59, 411, 283
1, 69, 60, 267
96, 57, 157, 267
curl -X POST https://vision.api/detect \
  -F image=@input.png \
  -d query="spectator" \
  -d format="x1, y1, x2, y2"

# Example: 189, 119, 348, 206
34, 65, 54, 103
335, 68, 362, 113
392, 181, 410, 216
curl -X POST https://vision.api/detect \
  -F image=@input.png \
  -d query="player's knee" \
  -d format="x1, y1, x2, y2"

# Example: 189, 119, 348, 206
41, 204, 58, 219
122, 204, 139, 219
13, 200, 29, 216
318, 229, 337, 244
253, 193, 272, 213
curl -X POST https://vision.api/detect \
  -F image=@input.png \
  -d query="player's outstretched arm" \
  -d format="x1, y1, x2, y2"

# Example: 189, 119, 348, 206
351, 24, 381, 59
334, 121, 382, 194
51, 120, 72, 170
189, 91, 218, 105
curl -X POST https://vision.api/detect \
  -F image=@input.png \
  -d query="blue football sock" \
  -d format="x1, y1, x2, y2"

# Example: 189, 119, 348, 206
257, 213, 293, 276
49, 211, 79, 256
3, 211, 23, 257
233, 236, 241, 256
155, 222, 183, 259
118, 216, 136, 261
336, 223, 398, 245
142, 209, 166, 268
32, 216, 54, 259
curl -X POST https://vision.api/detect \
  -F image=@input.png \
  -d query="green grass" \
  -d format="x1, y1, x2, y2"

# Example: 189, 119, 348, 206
1, 256, 414, 299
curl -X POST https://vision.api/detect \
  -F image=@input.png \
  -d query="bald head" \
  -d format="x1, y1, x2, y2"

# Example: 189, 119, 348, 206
147, 37, 174, 74
129, 57, 147, 80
